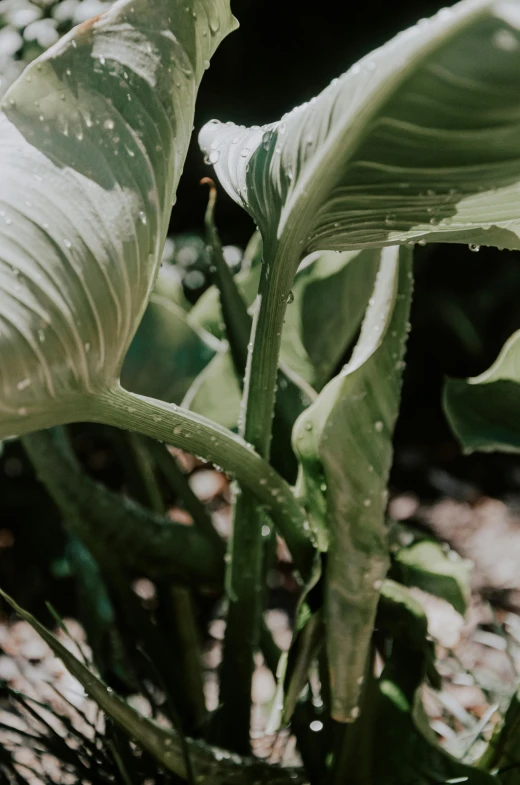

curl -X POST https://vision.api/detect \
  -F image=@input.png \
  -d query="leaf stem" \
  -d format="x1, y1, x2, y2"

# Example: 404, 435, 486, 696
216, 244, 299, 752
147, 438, 223, 552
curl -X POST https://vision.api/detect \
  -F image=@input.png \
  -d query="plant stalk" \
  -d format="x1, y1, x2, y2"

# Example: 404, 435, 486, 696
216, 243, 300, 752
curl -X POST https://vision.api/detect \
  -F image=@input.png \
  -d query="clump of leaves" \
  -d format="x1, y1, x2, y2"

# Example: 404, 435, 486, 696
3, 0, 520, 784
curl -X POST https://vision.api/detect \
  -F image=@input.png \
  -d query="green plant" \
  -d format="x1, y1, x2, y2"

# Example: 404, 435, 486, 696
3, 0, 520, 783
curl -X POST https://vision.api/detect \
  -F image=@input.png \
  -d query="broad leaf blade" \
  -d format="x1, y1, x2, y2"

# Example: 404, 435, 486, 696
293, 246, 413, 721
201, 0, 520, 268
121, 294, 218, 404
0, 0, 237, 439
445, 330, 520, 452
281, 249, 379, 390
182, 348, 242, 430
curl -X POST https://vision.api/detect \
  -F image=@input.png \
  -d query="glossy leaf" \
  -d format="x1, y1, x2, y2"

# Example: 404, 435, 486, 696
445, 330, 520, 452
121, 294, 218, 404
201, 0, 520, 281
281, 249, 379, 390
393, 539, 473, 615
0, 0, 237, 440
292, 246, 413, 721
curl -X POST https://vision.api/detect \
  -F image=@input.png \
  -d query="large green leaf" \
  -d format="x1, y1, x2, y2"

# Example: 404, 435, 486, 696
445, 329, 520, 452
121, 293, 218, 404
0, 0, 236, 440
292, 246, 413, 722
201, 0, 520, 277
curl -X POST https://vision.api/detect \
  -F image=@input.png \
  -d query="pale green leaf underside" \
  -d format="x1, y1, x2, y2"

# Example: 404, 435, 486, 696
0, 0, 236, 438
444, 328, 520, 452
200, 0, 520, 264
293, 246, 413, 721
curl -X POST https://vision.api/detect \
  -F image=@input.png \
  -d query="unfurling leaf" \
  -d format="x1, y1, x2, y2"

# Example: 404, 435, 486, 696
0, 0, 237, 439
292, 246, 414, 722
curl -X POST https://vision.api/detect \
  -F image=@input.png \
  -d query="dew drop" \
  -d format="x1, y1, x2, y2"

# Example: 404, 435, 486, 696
374, 421, 384, 433
63, 239, 72, 249
492, 29, 519, 51
286, 290, 294, 304
139, 211, 147, 225
84, 342, 91, 353
209, 150, 220, 164
363, 498, 372, 508
104, 118, 115, 131
17, 378, 31, 392
240, 148, 251, 158
18, 407, 27, 417
310, 720, 323, 732
469, 244, 480, 253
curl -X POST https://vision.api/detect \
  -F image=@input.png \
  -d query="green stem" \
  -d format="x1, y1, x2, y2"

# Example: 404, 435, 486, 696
122, 435, 207, 733
217, 244, 299, 752
125, 432, 165, 513
147, 438, 223, 552
90, 385, 313, 579
22, 429, 222, 586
